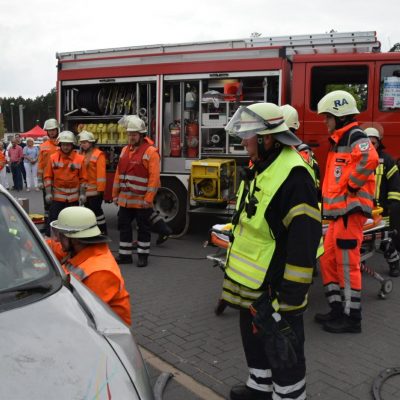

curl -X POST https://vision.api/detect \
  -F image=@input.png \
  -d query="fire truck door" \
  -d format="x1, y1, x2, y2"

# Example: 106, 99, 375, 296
372, 61, 400, 162
301, 62, 375, 178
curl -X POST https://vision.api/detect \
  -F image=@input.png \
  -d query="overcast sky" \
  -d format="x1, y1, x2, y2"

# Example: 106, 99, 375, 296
0, 0, 398, 98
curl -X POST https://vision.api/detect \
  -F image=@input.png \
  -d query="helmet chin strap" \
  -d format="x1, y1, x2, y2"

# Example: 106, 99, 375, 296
334, 115, 356, 129
256, 135, 280, 160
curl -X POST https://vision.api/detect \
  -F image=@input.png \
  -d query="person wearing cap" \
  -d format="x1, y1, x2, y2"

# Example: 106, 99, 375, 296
112, 115, 160, 268
223, 103, 321, 400
49, 206, 131, 325
315, 90, 378, 334
365, 127, 400, 277
78, 130, 107, 234
38, 119, 60, 235
43, 131, 87, 230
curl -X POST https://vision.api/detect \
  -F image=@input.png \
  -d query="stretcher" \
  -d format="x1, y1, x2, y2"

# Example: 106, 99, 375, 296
206, 208, 395, 317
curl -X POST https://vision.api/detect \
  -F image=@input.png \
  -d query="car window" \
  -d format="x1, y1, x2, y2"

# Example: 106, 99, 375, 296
0, 194, 57, 292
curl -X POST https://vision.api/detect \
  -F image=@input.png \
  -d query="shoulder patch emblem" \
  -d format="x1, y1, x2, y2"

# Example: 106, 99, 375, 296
334, 166, 342, 178
359, 142, 370, 152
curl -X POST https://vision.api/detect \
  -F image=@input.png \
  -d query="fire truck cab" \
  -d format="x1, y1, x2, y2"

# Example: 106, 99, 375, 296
56, 31, 400, 234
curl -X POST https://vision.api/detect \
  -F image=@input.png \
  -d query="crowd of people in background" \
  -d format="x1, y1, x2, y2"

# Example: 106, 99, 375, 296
1, 133, 40, 191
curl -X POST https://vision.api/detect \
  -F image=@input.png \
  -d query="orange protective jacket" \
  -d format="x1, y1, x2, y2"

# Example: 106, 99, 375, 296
44, 149, 87, 203
112, 141, 160, 208
0, 152, 6, 171
81, 147, 106, 197
38, 139, 58, 185
47, 240, 131, 325
322, 122, 379, 219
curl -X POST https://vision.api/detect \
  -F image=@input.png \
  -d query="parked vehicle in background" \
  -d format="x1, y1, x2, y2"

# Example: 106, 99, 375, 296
56, 31, 400, 235
0, 186, 154, 400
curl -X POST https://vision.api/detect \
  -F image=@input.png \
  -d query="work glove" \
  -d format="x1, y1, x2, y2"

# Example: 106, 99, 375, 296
45, 193, 53, 204
79, 185, 87, 206
37, 182, 44, 190
79, 195, 87, 206
250, 293, 298, 370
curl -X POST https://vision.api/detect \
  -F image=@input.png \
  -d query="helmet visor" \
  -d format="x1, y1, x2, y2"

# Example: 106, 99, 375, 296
225, 106, 284, 139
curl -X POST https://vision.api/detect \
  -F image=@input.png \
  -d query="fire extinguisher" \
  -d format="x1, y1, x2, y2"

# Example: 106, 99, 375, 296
169, 121, 181, 157
186, 120, 199, 158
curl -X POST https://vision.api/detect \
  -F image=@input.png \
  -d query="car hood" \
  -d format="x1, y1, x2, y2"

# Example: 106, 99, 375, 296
0, 286, 139, 400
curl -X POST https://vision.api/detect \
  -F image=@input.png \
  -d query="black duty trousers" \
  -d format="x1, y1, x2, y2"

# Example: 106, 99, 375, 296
118, 207, 152, 257
85, 195, 107, 234
239, 308, 306, 399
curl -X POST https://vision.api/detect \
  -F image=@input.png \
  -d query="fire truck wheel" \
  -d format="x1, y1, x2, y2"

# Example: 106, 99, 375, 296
154, 177, 188, 236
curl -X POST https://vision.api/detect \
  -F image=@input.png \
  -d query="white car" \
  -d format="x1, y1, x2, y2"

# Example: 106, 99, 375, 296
0, 186, 155, 400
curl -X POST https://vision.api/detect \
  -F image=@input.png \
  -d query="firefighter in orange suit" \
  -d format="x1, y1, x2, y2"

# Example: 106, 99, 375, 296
113, 115, 160, 267
44, 131, 87, 231
315, 90, 379, 333
79, 130, 107, 234
38, 118, 60, 236
49, 206, 131, 325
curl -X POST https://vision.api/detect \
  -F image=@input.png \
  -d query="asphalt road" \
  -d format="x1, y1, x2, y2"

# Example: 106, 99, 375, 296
11, 185, 400, 400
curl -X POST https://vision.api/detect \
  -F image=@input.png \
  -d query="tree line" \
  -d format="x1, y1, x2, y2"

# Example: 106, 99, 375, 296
0, 88, 56, 138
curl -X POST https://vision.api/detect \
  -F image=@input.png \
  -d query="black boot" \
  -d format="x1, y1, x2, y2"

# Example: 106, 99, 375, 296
156, 233, 170, 245
230, 384, 271, 400
155, 223, 172, 245
214, 299, 228, 316
115, 255, 133, 265
137, 254, 148, 268
315, 308, 342, 324
389, 261, 400, 277
323, 315, 361, 334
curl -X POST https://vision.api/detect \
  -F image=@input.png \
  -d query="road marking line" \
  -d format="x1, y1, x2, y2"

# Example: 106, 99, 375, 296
140, 346, 224, 400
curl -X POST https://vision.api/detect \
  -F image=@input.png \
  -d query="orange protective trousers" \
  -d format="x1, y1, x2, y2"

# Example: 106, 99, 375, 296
320, 213, 366, 319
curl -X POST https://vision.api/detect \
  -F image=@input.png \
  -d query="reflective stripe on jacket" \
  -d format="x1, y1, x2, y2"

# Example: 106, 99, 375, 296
38, 139, 58, 184
63, 243, 131, 325
44, 149, 87, 202
322, 123, 378, 218
81, 148, 106, 197
374, 151, 400, 214
226, 147, 316, 291
112, 142, 160, 208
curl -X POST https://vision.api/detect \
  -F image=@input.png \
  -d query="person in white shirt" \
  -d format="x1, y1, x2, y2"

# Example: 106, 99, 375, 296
0, 142, 10, 189
22, 137, 39, 191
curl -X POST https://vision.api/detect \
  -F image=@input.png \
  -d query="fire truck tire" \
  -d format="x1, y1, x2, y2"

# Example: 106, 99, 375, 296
154, 177, 189, 236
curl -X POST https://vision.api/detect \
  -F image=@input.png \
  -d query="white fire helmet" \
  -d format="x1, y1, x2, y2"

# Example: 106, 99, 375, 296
43, 118, 59, 131
317, 90, 360, 117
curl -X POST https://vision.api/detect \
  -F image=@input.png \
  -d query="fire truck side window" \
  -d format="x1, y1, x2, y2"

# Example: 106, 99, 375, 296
310, 66, 369, 111
379, 65, 400, 110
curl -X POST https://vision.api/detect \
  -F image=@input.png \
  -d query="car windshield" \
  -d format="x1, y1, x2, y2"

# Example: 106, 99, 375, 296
0, 194, 59, 301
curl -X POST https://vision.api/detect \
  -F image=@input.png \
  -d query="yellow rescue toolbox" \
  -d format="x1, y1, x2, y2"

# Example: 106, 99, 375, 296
190, 158, 236, 203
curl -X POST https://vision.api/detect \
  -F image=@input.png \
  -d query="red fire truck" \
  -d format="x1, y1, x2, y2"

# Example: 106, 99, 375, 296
56, 31, 400, 234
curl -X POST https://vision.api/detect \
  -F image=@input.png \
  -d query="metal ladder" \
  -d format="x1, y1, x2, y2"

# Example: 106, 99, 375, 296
58, 31, 380, 62
246, 31, 380, 55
